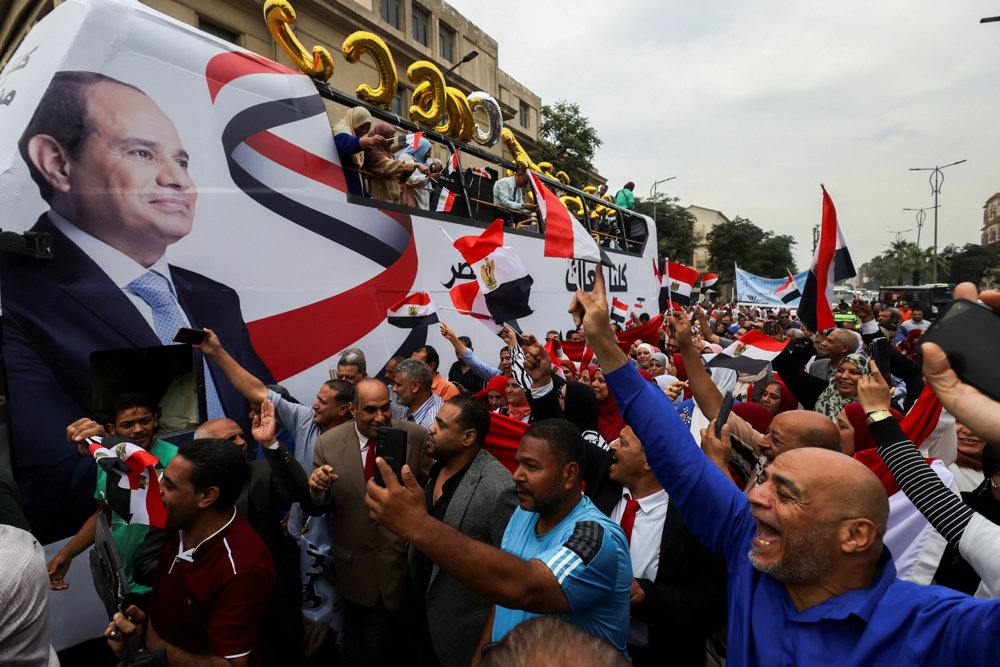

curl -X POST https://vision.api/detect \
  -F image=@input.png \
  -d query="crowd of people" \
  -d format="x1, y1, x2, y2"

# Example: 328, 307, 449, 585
3, 267, 1000, 665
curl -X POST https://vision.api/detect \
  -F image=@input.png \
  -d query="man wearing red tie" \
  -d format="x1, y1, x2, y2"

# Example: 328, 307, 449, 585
307, 378, 430, 666
608, 426, 728, 666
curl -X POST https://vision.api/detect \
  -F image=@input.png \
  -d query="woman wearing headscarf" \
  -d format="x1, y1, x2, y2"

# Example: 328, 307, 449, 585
772, 336, 869, 420
756, 379, 798, 416
363, 122, 428, 205
331, 106, 382, 197
395, 136, 435, 209
634, 342, 654, 369
582, 366, 626, 442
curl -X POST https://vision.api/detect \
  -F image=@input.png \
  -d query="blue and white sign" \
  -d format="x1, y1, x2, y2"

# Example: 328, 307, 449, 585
735, 268, 809, 307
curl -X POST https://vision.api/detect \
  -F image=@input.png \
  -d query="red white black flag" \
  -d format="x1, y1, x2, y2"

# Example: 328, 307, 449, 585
798, 186, 856, 331
387, 292, 439, 328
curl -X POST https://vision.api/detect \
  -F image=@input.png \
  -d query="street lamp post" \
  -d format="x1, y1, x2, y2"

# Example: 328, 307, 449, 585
442, 50, 479, 83
909, 159, 966, 282
650, 176, 676, 222
902, 206, 938, 246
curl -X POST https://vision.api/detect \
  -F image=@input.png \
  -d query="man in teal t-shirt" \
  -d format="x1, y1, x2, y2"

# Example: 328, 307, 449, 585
48, 394, 174, 598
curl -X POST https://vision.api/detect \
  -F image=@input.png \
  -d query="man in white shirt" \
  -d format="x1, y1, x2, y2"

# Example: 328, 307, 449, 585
607, 426, 727, 666
391, 358, 443, 430
5, 71, 272, 542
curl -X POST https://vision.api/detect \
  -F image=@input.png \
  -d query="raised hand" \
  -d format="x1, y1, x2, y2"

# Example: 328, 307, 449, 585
251, 398, 278, 446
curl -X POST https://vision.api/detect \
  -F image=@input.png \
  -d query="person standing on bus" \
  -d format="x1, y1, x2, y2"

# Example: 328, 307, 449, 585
614, 182, 636, 210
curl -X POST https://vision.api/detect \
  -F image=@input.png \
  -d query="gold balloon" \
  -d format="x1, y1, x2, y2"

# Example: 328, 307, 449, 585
501, 128, 540, 172
538, 162, 553, 174
560, 196, 584, 217
264, 0, 334, 81
448, 87, 475, 141
342, 31, 398, 106
406, 61, 446, 127
582, 186, 597, 194
555, 171, 570, 185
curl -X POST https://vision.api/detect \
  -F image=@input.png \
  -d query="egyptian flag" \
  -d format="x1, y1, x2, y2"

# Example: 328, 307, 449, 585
529, 171, 608, 265
700, 273, 719, 288
449, 280, 504, 334
401, 132, 423, 151
660, 260, 700, 311
610, 297, 629, 325
798, 186, 856, 331
89, 437, 167, 528
435, 149, 461, 213
387, 292, 439, 328
776, 270, 801, 303
472, 167, 492, 179
706, 329, 789, 375
452, 219, 533, 323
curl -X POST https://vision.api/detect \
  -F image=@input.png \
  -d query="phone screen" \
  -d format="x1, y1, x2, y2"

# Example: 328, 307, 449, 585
172, 327, 207, 345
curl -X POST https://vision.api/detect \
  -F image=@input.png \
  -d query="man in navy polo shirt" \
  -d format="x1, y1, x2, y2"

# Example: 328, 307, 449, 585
106, 439, 274, 665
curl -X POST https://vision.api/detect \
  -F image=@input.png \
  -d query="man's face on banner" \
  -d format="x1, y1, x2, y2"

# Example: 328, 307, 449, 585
63, 82, 196, 255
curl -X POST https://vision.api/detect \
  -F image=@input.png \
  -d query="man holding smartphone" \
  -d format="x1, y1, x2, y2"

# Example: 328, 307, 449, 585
366, 419, 633, 659
306, 378, 430, 666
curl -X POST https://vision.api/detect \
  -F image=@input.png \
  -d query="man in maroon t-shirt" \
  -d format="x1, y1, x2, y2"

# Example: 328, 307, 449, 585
106, 439, 274, 664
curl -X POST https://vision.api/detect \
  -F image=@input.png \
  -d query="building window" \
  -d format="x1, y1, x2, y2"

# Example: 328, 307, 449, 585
518, 101, 528, 128
380, 0, 401, 29
412, 5, 429, 46
391, 89, 404, 115
198, 18, 239, 45
439, 23, 454, 62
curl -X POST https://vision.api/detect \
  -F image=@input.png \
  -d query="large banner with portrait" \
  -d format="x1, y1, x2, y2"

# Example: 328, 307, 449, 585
734, 267, 809, 308
0, 0, 658, 548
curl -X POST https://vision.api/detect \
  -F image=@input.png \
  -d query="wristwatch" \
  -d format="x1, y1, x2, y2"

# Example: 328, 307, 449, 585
865, 410, 894, 425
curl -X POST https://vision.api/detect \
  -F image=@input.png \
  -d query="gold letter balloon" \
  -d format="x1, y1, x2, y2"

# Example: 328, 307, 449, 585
263, 0, 334, 81
342, 31, 398, 107
406, 61, 446, 126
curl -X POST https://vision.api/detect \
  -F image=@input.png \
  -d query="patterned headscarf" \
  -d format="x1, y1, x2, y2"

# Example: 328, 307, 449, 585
814, 353, 870, 420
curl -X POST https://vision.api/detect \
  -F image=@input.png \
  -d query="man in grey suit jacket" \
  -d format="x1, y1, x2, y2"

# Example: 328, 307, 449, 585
307, 379, 431, 665
410, 395, 517, 666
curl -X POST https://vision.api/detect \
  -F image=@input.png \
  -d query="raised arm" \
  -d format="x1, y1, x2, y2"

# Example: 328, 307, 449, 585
694, 306, 720, 345
671, 310, 723, 419
195, 329, 268, 406
366, 461, 570, 613
858, 367, 974, 546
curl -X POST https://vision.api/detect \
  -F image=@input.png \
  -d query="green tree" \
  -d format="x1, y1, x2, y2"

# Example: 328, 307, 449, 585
940, 243, 1000, 285
706, 216, 797, 285
633, 194, 695, 265
867, 241, 940, 286
534, 100, 602, 186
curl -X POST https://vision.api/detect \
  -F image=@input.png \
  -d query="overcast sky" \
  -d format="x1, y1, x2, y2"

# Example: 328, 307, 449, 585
448, 1, 1000, 273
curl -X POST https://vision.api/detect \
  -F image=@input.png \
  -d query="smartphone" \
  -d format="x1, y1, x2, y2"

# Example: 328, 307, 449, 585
172, 327, 207, 345
716, 392, 735, 438
870, 337, 891, 379
920, 299, 1000, 402
373, 427, 408, 487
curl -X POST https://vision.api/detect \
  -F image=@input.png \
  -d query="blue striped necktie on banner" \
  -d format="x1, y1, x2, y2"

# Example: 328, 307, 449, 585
127, 270, 224, 419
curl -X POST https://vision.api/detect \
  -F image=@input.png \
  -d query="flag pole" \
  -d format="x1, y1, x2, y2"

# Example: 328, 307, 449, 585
438, 226, 456, 244
665, 257, 673, 312
733, 262, 738, 305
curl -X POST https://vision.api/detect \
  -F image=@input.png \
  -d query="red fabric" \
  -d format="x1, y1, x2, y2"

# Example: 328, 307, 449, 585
638, 368, 654, 382
843, 403, 904, 453
853, 449, 903, 497
671, 353, 694, 400
812, 187, 839, 331
483, 411, 530, 473
619, 494, 640, 545
898, 330, 924, 362
364, 441, 376, 481
732, 402, 773, 434
899, 385, 944, 447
